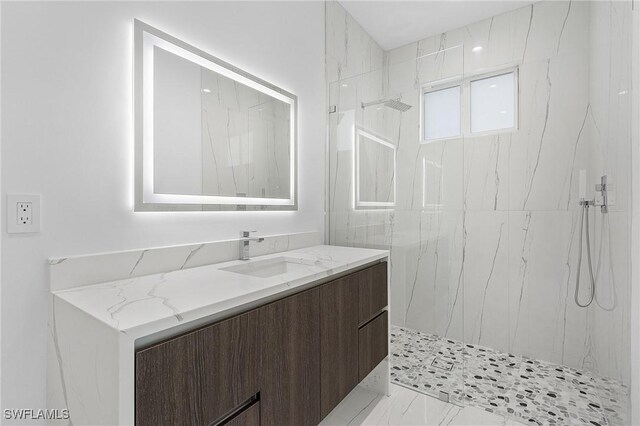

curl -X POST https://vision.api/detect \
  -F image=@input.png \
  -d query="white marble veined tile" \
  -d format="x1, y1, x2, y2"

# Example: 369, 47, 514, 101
401, 138, 464, 212
325, 1, 384, 83
385, 1, 590, 72
455, 5, 531, 73
507, 211, 586, 367
463, 134, 510, 211
386, 45, 464, 96
320, 384, 522, 426
588, 1, 632, 215
520, 1, 590, 65
328, 210, 394, 251
508, 51, 590, 211
462, 211, 509, 352
396, 210, 464, 341
587, 211, 631, 382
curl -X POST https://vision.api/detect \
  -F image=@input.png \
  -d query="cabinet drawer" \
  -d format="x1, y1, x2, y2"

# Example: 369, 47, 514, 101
358, 262, 388, 325
135, 311, 260, 426
358, 311, 388, 381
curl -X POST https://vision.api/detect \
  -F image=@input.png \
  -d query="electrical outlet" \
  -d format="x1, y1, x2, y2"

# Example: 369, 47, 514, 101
17, 202, 32, 225
7, 194, 41, 234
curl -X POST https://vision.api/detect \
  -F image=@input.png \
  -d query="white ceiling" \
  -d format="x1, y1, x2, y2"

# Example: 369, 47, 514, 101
339, 1, 537, 51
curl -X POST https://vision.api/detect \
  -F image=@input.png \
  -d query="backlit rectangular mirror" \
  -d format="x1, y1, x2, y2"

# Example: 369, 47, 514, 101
134, 20, 297, 211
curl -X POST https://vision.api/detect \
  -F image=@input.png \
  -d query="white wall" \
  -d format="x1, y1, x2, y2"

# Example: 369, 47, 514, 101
1, 0, 325, 416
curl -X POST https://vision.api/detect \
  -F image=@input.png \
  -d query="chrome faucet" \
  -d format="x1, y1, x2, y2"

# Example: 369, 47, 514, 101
239, 230, 264, 260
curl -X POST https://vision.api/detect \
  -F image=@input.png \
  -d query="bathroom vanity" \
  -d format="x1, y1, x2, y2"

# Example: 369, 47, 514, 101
48, 243, 389, 426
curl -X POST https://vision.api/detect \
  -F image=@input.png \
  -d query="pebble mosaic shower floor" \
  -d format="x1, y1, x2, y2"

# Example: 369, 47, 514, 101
390, 326, 629, 426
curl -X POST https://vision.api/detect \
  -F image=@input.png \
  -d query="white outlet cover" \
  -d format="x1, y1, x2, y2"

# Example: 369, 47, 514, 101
7, 194, 41, 234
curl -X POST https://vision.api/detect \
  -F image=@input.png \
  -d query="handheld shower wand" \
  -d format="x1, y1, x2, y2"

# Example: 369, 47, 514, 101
575, 175, 610, 308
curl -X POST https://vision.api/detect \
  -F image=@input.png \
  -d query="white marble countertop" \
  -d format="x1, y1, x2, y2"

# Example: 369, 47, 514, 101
53, 245, 388, 337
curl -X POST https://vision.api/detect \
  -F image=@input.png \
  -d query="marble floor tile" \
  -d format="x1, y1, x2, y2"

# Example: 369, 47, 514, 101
390, 326, 629, 426
320, 383, 521, 426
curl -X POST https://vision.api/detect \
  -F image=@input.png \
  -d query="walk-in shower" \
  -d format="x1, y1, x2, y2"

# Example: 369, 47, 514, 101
327, 0, 632, 424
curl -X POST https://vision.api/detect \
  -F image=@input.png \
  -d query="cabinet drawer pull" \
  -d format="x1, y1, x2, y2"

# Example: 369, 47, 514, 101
212, 394, 259, 426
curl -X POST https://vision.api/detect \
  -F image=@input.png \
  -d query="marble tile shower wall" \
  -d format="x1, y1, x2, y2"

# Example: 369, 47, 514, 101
325, 1, 384, 83
326, 1, 631, 384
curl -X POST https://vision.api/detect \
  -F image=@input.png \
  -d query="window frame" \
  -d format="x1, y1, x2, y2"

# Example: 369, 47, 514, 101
420, 80, 463, 143
420, 66, 519, 144
467, 67, 519, 137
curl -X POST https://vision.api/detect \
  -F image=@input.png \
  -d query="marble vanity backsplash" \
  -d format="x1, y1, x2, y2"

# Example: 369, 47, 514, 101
49, 231, 322, 291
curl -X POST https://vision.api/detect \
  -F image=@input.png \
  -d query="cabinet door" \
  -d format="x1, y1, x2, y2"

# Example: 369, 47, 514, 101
135, 311, 260, 426
259, 288, 321, 426
319, 274, 359, 418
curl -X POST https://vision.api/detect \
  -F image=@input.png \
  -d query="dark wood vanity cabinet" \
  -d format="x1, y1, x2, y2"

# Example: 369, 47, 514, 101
135, 311, 261, 426
135, 261, 388, 426
259, 288, 321, 426
319, 273, 359, 418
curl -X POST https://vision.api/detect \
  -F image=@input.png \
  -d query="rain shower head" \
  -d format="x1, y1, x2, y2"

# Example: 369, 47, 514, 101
361, 97, 412, 112
383, 98, 412, 112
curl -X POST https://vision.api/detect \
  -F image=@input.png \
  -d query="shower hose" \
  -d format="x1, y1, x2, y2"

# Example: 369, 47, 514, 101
575, 202, 596, 307
575, 202, 616, 310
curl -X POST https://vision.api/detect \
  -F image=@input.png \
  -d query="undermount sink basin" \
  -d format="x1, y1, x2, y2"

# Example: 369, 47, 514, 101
220, 256, 310, 278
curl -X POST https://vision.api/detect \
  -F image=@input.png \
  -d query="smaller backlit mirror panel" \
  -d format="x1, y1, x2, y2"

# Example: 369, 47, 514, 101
356, 129, 396, 209
423, 85, 461, 142
470, 72, 515, 134
134, 20, 297, 211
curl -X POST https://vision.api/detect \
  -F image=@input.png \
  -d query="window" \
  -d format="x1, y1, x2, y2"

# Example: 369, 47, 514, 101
470, 72, 516, 133
421, 68, 517, 143
423, 85, 461, 141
